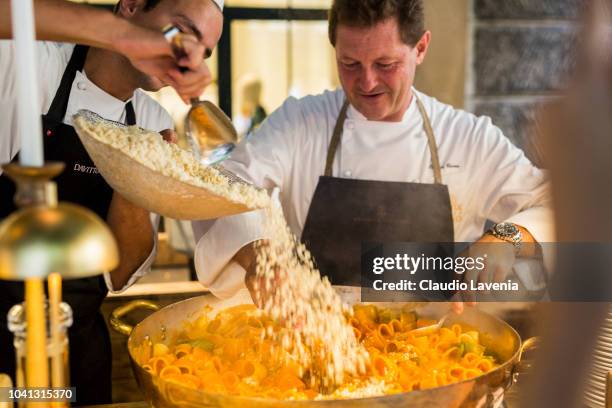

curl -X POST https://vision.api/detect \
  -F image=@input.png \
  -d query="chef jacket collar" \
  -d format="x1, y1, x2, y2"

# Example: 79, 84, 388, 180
70, 70, 135, 123
346, 87, 419, 124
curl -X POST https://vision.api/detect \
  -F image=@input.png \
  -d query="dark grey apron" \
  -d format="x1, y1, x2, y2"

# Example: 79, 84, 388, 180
301, 96, 454, 285
0, 45, 136, 406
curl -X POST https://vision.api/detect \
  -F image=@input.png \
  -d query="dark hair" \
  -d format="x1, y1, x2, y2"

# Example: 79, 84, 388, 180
143, 0, 162, 10
114, 0, 162, 12
328, 0, 425, 47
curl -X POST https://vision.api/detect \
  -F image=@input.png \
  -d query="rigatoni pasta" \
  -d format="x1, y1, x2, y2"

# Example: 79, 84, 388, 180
134, 304, 499, 400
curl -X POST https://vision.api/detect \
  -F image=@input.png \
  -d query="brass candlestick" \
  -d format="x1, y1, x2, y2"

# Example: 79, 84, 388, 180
0, 162, 119, 405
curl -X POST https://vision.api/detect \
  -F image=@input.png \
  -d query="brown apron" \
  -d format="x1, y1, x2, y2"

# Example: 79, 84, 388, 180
301, 96, 454, 285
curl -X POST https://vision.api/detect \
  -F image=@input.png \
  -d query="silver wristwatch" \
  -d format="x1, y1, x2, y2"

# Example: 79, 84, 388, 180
488, 222, 522, 253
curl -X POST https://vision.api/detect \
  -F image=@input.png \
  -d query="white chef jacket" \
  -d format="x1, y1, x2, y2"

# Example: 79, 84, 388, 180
193, 88, 554, 299
0, 41, 174, 293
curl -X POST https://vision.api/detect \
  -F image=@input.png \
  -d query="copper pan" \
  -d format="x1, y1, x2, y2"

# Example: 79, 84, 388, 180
110, 287, 536, 408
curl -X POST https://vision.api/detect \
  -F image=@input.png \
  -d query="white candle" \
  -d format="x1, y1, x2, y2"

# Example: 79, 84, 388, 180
11, 0, 43, 167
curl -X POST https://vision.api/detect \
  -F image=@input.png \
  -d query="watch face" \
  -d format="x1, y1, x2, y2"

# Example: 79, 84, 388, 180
495, 223, 518, 237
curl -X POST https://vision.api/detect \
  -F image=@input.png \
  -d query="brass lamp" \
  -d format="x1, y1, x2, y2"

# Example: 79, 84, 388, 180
0, 162, 118, 280
0, 162, 119, 399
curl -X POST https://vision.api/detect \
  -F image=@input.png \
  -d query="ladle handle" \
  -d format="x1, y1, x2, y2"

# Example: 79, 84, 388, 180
164, 25, 192, 76
164, 25, 185, 59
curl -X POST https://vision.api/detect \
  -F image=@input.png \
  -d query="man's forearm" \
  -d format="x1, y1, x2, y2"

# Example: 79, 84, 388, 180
106, 192, 154, 291
1, 0, 145, 53
1, 0, 208, 102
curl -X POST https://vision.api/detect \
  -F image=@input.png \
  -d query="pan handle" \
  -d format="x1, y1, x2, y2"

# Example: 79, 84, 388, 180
109, 300, 160, 336
518, 336, 539, 362
606, 370, 612, 408
0, 373, 14, 408
507, 336, 540, 390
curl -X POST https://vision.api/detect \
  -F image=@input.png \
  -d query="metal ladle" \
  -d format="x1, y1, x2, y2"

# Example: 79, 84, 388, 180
183, 99, 237, 165
164, 27, 258, 189
164, 26, 238, 164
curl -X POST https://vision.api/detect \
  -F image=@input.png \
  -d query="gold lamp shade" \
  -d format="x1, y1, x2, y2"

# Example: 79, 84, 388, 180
0, 202, 119, 280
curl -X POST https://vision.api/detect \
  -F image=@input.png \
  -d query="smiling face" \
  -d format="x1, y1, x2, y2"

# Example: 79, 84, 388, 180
122, 0, 223, 91
335, 18, 430, 122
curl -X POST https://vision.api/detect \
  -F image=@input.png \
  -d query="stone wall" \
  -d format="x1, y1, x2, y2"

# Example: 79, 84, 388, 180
415, 0, 469, 108
467, 0, 584, 154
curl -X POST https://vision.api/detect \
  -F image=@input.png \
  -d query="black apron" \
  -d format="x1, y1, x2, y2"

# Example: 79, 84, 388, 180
301, 96, 454, 285
0, 45, 136, 406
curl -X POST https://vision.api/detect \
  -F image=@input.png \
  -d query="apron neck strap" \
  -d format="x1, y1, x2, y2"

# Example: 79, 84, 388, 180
125, 101, 136, 126
325, 93, 443, 184
325, 100, 350, 177
414, 95, 443, 185
46, 45, 90, 122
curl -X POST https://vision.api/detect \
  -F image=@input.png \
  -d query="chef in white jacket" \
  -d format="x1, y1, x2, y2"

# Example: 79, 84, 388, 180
193, 0, 553, 300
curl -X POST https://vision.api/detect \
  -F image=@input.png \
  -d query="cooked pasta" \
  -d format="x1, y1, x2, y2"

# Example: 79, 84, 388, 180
134, 304, 499, 400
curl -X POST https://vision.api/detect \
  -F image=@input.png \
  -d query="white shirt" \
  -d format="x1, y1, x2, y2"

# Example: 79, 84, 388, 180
0, 41, 174, 292
193, 88, 554, 299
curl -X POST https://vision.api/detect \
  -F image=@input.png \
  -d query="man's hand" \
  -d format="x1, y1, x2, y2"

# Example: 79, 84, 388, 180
115, 29, 211, 103
235, 241, 288, 308
458, 225, 538, 305
464, 233, 516, 288
449, 300, 471, 314
160, 129, 178, 144
235, 242, 261, 304
165, 34, 213, 103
